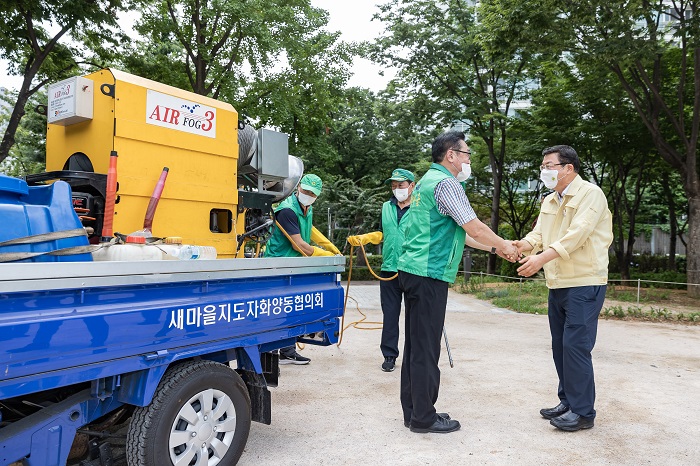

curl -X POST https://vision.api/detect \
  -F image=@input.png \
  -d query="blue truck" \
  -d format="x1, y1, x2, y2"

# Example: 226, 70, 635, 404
0, 69, 345, 466
0, 253, 344, 466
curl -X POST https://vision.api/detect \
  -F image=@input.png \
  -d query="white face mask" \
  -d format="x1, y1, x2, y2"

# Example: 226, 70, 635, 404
297, 191, 316, 206
393, 188, 410, 202
455, 162, 471, 182
540, 169, 559, 189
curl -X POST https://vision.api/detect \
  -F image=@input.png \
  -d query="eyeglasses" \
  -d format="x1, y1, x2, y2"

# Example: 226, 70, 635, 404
451, 148, 471, 157
540, 163, 566, 171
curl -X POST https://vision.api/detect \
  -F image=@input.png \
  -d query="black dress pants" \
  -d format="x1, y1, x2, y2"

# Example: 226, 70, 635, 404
398, 271, 448, 429
548, 285, 606, 419
380, 270, 402, 358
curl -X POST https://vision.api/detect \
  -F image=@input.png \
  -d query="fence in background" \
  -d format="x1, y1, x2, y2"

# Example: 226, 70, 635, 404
633, 227, 686, 255
463, 271, 697, 306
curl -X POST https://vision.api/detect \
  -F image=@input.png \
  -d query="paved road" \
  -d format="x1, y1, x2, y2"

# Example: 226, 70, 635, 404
238, 284, 700, 466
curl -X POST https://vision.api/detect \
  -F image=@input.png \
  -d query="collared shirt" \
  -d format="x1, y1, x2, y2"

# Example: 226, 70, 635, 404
557, 183, 572, 204
434, 176, 477, 226
379, 196, 410, 232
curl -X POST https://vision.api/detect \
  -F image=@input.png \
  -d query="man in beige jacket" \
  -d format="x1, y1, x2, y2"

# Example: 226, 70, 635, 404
514, 145, 613, 432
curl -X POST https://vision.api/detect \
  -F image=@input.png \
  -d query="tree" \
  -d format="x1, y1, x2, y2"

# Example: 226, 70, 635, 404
561, 0, 700, 295
126, 0, 357, 177
301, 87, 433, 244
0, 0, 132, 164
508, 51, 683, 282
128, 0, 348, 98
0, 88, 47, 176
373, 0, 556, 273
302, 87, 429, 184
239, 29, 355, 166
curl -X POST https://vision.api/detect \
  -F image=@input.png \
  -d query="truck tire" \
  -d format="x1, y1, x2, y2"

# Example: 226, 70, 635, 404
126, 360, 251, 466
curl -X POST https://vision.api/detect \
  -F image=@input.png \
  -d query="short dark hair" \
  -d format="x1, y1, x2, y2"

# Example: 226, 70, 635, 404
542, 145, 580, 173
432, 131, 466, 163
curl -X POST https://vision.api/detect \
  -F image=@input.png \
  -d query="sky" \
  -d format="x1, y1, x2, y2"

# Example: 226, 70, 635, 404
0, 0, 393, 94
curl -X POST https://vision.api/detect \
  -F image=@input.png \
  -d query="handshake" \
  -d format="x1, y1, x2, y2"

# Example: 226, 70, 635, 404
494, 239, 547, 279
491, 241, 521, 263
492, 240, 534, 260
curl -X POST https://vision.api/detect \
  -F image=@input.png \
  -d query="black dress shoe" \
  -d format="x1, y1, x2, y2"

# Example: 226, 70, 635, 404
540, 402, 569, 420
409, 415, 460, 433
550, 410, 594, 431
404, 412, 450, 428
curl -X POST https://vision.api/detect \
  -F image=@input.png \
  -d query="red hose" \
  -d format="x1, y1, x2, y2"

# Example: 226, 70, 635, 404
143, 167, 169, 232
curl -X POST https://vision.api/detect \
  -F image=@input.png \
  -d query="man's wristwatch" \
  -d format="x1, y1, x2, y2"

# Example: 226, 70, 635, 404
490, 246, 497, 254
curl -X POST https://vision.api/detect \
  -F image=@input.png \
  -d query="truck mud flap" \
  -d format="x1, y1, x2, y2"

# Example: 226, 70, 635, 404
238, 370, 272, 425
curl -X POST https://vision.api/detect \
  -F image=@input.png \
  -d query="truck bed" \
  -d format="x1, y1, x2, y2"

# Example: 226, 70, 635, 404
0, 256, 345, 400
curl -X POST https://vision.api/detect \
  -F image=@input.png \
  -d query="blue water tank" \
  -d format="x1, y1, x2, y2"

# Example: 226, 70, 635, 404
0, 174, 92, 262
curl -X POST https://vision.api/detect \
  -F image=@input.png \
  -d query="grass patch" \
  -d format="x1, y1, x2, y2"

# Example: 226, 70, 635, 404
600, 305, 700, 323
606, 284, 671, 303
456, 279, 549, 315
457, 277, 699, 324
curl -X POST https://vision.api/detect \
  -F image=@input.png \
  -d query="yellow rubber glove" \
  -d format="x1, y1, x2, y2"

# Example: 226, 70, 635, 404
346, 231, 383, 247
311, 226, 341, 255
311, 246, 335, 257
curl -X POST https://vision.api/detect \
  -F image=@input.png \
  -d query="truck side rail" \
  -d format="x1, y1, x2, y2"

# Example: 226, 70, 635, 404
0, 257, 345, 402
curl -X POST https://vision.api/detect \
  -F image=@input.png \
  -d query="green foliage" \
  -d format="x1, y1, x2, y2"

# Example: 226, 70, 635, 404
608, 252, 687, 276
123, 0, 358, 191
341, 253, 384, 281
309, 87, 430, 185
0, 88, 46, 176
0, 0, 134, 162
372, 0, 558, 274
601, 305, 700, 324
314, 176, 387, 251
460, 278, 549, 314
606, 285, 671, 303
558, 0, 700, 296
458, 275, 696, 321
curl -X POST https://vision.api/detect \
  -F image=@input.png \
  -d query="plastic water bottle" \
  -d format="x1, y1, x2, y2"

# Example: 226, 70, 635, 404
159, 237, 217, 260
177, 244, 216, 260
163, 244, 217, 260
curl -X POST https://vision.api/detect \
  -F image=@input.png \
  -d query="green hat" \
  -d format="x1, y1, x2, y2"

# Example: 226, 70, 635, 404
300, 173, 323, 196
385, 168, 415, 185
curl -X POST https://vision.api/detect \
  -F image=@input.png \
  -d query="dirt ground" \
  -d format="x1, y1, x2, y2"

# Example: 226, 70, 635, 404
238, 284, 700, 466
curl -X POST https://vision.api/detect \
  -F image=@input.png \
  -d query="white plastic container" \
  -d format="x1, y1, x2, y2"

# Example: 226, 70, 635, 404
92, 243, 164, 261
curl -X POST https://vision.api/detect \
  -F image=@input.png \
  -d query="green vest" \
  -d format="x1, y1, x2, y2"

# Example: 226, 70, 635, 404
265, 195, 313, 258
380, 200, 410, 272
397, 163, 467, 283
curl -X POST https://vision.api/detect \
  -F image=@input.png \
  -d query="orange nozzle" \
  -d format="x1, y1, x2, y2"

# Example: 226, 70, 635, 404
101, 151, 118, 241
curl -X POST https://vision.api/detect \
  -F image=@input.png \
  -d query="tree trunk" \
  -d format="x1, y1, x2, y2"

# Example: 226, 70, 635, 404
615, 231, 630, 280
662, 172, 677, 270
487, 169, 502, 275
687, 197, 700, 298
0, 77, 33, 163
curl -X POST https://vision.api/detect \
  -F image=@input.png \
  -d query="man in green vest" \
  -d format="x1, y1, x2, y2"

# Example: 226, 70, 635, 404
347, 168, 415, 373
265, 173, 340, 364
398, 131, 518, 434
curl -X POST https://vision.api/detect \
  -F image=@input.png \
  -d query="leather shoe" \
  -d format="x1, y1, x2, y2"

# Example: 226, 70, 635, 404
550, 410, 594, 431
404, 412, 450, 428
540, 402, 569, 420
409, 415, 460, 433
